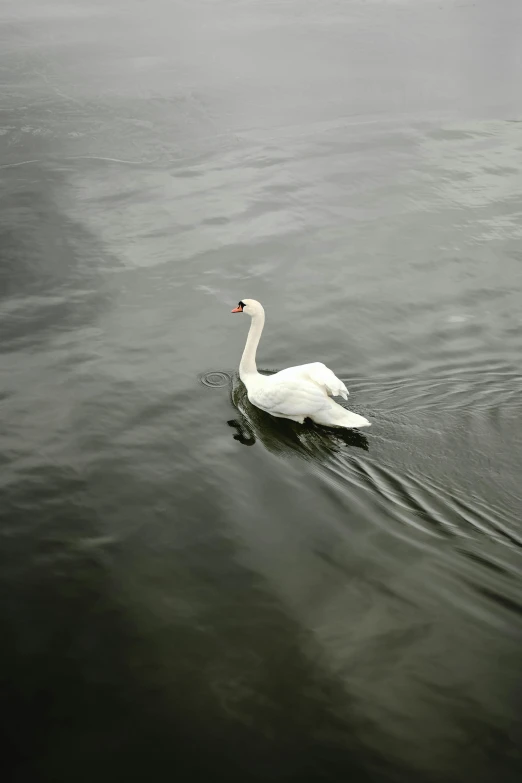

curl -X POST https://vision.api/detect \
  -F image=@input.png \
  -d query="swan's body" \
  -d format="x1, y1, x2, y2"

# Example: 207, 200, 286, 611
231, 299, 370, 429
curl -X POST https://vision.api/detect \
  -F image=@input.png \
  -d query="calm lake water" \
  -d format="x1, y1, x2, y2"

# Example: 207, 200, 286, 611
1, 1, 521, 781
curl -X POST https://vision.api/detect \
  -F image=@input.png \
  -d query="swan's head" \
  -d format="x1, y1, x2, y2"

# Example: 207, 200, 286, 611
231, 298, 264, 317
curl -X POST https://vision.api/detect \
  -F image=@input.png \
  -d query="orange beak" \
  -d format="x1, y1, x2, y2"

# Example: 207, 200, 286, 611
231, 305, 243, 313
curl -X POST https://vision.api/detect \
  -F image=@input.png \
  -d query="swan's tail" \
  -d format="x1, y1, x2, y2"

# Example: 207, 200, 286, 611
311, 399, 370, 429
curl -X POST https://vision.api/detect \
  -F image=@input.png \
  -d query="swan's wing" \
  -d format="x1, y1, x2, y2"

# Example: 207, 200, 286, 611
305, 363, 349, 399
275, 362, 349, 400
249, 378, 329, 417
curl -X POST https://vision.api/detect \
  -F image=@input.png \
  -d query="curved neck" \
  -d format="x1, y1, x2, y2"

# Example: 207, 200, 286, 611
240, 310, 265, 379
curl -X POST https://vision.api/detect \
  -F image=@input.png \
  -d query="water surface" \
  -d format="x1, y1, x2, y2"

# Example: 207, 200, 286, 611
1, 2, 522, 781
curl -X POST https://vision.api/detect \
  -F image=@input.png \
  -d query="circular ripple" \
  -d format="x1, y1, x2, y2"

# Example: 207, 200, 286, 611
200, 371, 232, 388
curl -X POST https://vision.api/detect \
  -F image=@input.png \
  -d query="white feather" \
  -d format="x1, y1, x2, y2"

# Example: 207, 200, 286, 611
231, 299, 370, 429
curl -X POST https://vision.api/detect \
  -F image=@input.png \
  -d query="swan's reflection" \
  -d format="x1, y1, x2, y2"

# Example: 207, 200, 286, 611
228, 374, 369, 458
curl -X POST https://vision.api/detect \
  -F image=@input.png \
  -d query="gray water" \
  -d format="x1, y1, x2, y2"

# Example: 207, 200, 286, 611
1, 2, 522, 781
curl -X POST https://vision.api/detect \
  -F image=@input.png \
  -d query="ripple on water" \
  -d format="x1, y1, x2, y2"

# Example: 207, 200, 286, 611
199, 371, 233, 388
324, 366, 522, 558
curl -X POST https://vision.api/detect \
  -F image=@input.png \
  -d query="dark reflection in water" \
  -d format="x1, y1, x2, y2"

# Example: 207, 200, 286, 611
227, 372, 370, 453
1, 1, 522, 782
0, 504, 380, 783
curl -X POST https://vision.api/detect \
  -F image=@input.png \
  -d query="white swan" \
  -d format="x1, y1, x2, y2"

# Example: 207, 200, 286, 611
231, 299, 370, 429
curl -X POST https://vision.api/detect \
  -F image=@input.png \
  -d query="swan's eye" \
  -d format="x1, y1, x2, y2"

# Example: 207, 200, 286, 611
238, 301, 245, 309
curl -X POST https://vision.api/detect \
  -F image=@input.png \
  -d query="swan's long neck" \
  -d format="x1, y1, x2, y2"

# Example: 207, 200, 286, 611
239, 310, 265, 379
